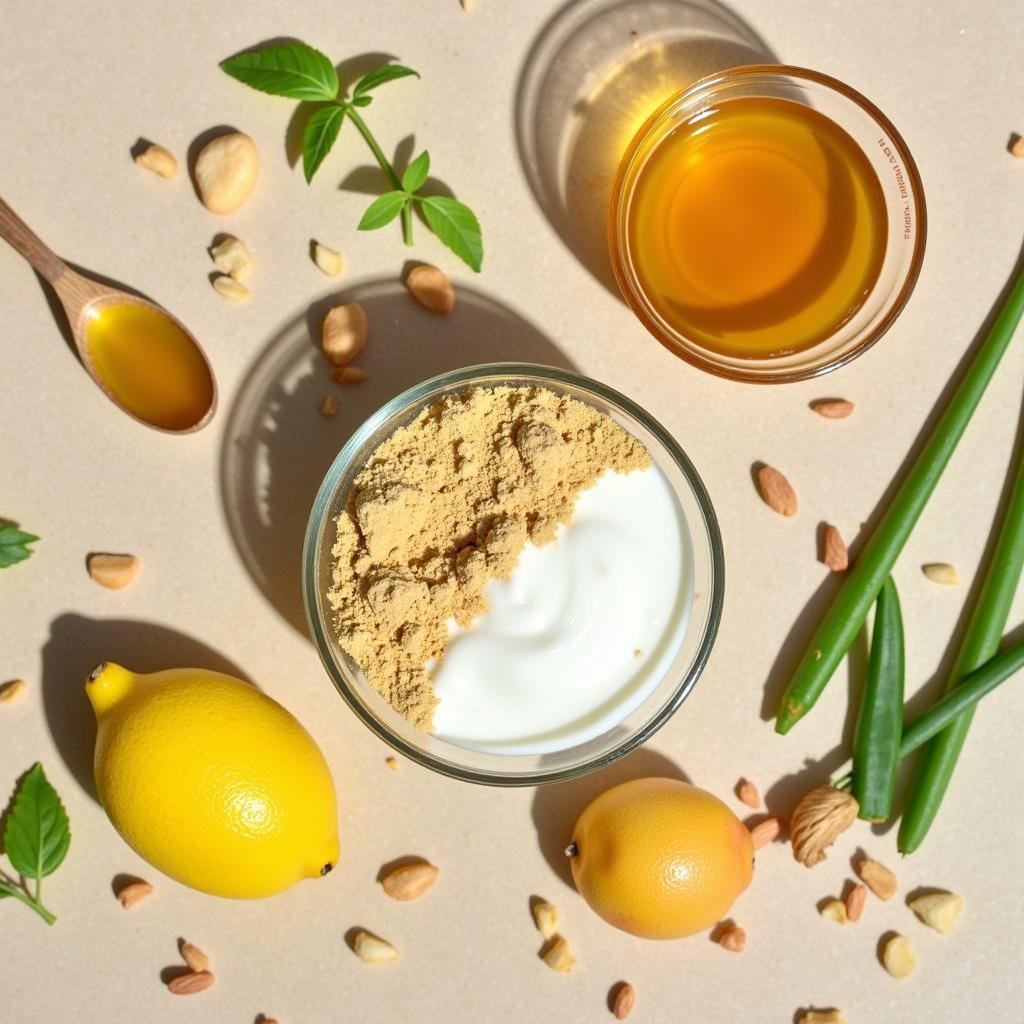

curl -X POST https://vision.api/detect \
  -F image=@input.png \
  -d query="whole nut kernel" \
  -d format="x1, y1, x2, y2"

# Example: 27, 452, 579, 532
844, 882, 867, 922
322, 302, 368, 366
908, 891, 963, 934
353, 931, 400, 964
211, 275, 251, 302
116, 880, 153, 909
532, 900, 558, 940
735, 779, 760, 809
819, 898, 848, 925
179, 940, 210, 973
810, 398, 854, 419
756, 465, 797, 517
194, 131, 259, 214
381, 862, 439, 901
330, 366, 368, 386
748, 816, 781, 850
0, 679, 27, 705
167, 971, 215, 995
312, 241, 343, 277
1011, 135, 1024, 159
717, 924, 746, 952
406, 264, 455, 315
881, 933, 916, 979
209, 236, 254, 280
856, 857, 898, 900
922, 562, 960, 585
797, 1010, 847, 1024
541, 934, 576, 973
135, 143, 178, 180
822, 525, 849, 572
612, 982, 636, 1019
87, 553, 140, 590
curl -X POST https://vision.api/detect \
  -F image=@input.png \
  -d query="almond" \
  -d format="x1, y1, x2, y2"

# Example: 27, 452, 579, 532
908, 891, 963, 934
881, 933, 916, 979
541, 934, 576, 973
322, 303, 368, 366
532, 900, 558, 940
844, 882, 867, 922
406, 264, 455, 315
116, 880, 153, 909
922, 562, 960, 585
330, 366, 368, 385
167, 971, 215, 995
717, 924, 746, 952
0, 679, 27, 705
380, 862, 439, 901
135, 142, 178, 180
352, 931, 399, 964
810, 398, 854, 419
87, 552, 140, 590
819, 898, 847, 925
179, 940, 210, 973
612, 982, 636, 1019
822, 525, 849, 571
735, 779, 760, 809
749, 816, 781, 850
856, 857, 898, 900
756, 465, 797, 517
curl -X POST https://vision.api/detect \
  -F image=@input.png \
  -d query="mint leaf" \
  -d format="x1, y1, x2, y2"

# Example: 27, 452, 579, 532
352, 64, 419, 99
351, 95, 372, 108
221, 42, 338, 101
3, 764, 70, 881
420, 196, 483, 272
303, 105, 345, 183
0, 525, 39, 569
402, 150, 430, 193
358, 191, 409, 230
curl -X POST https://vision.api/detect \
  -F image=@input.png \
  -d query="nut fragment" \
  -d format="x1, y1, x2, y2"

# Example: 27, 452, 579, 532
167, 971, 215, 995
797, 1010, 847, 1024
748, 816, 780, 850
755, 465, 797, 517
322, 302, 368, 366
856, 857, 898, 900
541, 934, 576, 973
211, 275, 251, 302
1011, 135, 1024, 159
717, 924, 746, 951
532, 900, 558, 940
922, 562, 960, 585
819, 898, 848, 925
319, 394, 337, 418
209, 236, 254, 280
790, 786, 859, 867
0, 679, 27, 705
810, 398, 854, 419
134, 143, 178, 180
908, 891, 963, 934
735, 778, 760, 809
822, 525, 849, 572
381, 862, 439, 901
612, 982, 636, 1019
406, 264, 455, 315
331, 366, 368, 385
352, 931, 400, 964
116, 880, 153, 909
385, 755, 400, 771
312, 241, 343, 277
87, 553, 140, 590
194, 131, 259, 214
844, 882, 867, 922
881, 933, 916, 979
179, 940, 210, 973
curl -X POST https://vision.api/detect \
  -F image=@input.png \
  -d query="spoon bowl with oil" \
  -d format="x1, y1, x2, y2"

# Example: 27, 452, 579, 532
0, 195, 216, 431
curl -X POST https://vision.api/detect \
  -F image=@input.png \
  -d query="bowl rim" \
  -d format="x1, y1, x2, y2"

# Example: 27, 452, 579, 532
302, 361, 725, 786
608, 63, 928, 384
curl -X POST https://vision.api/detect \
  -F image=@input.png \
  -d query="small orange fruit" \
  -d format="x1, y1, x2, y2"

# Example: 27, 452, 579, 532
568, 777, 754, 939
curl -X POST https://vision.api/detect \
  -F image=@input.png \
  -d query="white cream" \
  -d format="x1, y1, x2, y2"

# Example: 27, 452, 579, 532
431, 465, 692, 754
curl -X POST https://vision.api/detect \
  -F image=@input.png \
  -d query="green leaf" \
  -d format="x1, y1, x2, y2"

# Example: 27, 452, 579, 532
3, 764, 70, 881
351, 95, 372, 108
220, 42, 338, 101
0, 526, 39, 569
302, 105, 345, 183
402, 150, 430, 193
419, 196, 484, 272
352, 64, 419, 99
358, 191, 409, 231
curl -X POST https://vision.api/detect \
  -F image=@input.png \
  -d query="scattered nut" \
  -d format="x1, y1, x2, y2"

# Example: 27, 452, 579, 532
134, 142, 178, 180
322, 302, 368, 366
881, 933, 916, 979
87, 552, 140, 590
194, 131, 259, 214
755, 465, 797, 517
352, 931, 400, 964
116, 880, 153, 909
179, 940, 210, 973
532, 900, 558, 940
922, 562, 960, 585
612, 982, 636, 1019
844, 883, 867, 922
909, 891, 963, 934
319, 394, 337, 418
209, 236, 254, 280
0, 679, 27, 705
406, 264, 455, 315
810, 398, 854, 419
331, 366, 368, 385
381, 862, 439, 901
541, 934, 576, 973
819, 899, 848, 925
748, 816, 781, 850
822, 525, 849, 572
312, 241, 343, 277
856, 857, 898, 901
385, 755, 400, 771
460, 0, 475, 13
1011, 135, 1024, 159
717, 924, 746, 951
211, 275, 251, 302
735, 778, 760, 809
797, 1010, 847, 1024
167, 971, 215, 995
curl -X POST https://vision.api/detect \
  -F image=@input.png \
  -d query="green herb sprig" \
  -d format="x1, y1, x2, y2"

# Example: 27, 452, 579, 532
220, 42, 483, 272
1, 763, 71, 925
0, 524, 39, 568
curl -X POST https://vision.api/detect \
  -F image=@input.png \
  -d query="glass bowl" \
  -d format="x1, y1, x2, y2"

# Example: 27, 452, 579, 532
302, 363, 724, 786
609, 64, 927, 383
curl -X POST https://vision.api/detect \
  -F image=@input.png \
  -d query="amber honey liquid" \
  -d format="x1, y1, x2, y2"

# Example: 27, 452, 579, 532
86, 303, 213, 431
628, 96, 888, 359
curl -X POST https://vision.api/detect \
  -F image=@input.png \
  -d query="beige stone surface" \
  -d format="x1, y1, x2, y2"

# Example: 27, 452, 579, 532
1, 1, 1022, 1021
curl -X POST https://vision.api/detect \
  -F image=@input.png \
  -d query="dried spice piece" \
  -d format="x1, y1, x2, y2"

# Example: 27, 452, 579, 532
790, 786, 859, 867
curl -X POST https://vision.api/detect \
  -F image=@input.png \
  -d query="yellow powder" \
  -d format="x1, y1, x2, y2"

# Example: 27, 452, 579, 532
327, 385, 650, 728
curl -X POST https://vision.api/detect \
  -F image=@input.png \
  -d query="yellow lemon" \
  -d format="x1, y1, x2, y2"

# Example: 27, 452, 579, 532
87, 662, 339, 899
568, 777, 753, 939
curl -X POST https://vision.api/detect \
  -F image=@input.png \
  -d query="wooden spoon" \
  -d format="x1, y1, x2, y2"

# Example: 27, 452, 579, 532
0, 194, 217, 433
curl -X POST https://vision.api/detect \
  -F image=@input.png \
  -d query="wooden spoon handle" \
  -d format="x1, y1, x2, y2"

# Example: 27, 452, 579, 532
0, 195, 66, 283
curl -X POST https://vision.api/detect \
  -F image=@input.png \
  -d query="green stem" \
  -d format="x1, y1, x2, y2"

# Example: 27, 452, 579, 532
0, 877, 56, 925
343, 105, 414, 246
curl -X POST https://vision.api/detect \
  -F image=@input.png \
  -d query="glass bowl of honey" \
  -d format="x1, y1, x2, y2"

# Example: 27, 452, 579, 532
609, 64, 926, 383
